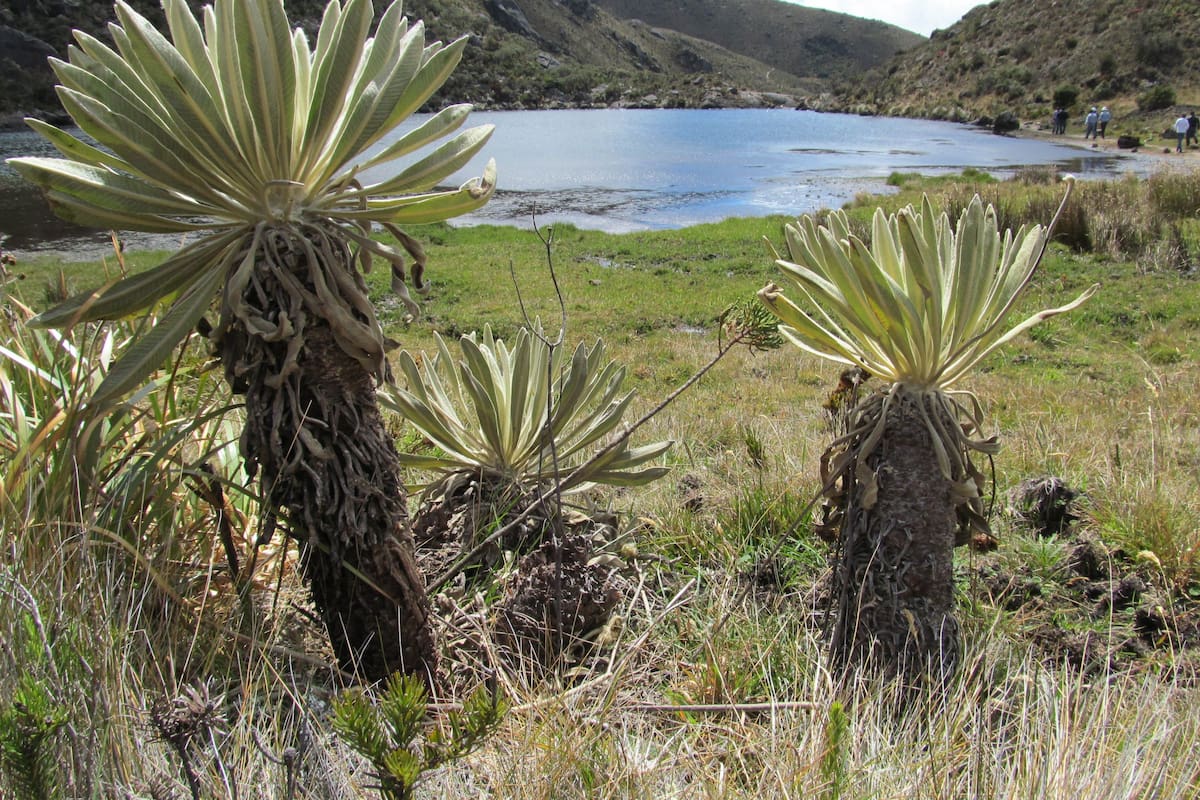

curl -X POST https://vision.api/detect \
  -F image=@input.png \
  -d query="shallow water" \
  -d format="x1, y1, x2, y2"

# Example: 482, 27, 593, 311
1, 108, 1135, 260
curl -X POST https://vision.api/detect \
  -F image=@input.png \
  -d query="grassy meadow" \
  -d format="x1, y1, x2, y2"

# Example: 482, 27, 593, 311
2, 169, 1200, 798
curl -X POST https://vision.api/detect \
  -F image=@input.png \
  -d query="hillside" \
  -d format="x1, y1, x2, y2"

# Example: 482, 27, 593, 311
403, 0, 818, 110
592, 0, 924, 84
0, 0, 844, 121
836, 0, 1200, 124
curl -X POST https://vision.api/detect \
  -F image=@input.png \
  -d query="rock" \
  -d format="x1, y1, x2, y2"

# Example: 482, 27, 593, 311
1117, 135, 1141, 149
0, 25, 60, 115
0, 113, 30, 131
674, 47, 713, 74
761, 92, 795, 107
485, 0, 543, 44
615, 34, 659, 72
0, 108, 70, 130
992, 111, 1020, 134
560, 0, 596, 19
0, 25, 57, 71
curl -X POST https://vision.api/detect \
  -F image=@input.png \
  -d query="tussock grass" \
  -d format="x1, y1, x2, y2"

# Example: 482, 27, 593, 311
3, 169, 1200, 797
881, 169, 1200, 270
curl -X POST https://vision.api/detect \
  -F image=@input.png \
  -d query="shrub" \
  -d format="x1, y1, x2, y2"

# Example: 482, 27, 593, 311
1135, 32, 1183, 70
1053, 85, 1079, 109
1137, 84, 1176, 112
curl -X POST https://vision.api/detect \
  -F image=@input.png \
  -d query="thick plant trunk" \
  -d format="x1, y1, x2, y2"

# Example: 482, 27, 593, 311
219, 230, 437, 684
290, 328, 436, 682
830, 388, 960, 684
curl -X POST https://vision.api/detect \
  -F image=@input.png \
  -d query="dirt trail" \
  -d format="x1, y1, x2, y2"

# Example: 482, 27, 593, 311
1015, 120, 1200, 175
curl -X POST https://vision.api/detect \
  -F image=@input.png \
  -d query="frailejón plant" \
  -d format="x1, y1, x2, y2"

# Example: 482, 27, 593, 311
6, 0, 496, 682
759, 180, 1096, 681
383, 325, 672, 496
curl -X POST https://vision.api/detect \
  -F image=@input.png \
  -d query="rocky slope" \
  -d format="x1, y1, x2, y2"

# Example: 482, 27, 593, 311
405, 0, 817, 111
0, 0, 919, 123
835, 0, 1200, 122
592, 0, 923, 85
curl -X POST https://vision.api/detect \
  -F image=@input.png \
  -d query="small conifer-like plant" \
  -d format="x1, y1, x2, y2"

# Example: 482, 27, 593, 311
759, 179, 1096, 683
332, 672, 506, 800
0, 676, 67, 800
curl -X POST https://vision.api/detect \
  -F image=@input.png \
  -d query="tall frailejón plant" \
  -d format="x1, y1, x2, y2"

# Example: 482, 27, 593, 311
759, 180, 1095, 683
6, 0, 497, 683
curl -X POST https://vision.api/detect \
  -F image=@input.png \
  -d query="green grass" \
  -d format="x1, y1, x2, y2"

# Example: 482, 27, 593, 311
3, 170, 1200, 797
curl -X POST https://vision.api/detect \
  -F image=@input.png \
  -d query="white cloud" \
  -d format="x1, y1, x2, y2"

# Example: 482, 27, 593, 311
781, 0, 990, 37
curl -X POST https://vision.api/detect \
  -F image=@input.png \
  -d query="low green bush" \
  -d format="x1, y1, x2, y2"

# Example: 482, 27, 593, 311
1137, 83, 1176, 111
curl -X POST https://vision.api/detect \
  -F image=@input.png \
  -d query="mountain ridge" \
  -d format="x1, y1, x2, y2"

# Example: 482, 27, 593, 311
591, 0, 923, 83
0, 0, 919, 121
833, 0, 1200, 125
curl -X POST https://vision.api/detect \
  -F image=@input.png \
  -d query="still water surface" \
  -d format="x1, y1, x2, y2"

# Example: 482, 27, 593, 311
1, 108, 1131, 259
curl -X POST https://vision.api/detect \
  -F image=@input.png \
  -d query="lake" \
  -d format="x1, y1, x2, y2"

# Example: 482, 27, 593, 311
1, 108, 1135, 260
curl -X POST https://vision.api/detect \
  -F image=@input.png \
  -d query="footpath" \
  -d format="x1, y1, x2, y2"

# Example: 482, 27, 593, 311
1016, 119, 1200, 175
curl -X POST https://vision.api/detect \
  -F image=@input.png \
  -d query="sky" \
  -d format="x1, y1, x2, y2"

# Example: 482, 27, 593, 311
782, 0, 989, 37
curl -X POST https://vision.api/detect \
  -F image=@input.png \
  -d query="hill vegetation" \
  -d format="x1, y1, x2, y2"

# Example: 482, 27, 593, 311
592, 0, 923, 84
402, 0, 815, 110
1, 0, 920, 120
836, 0, 1200, 126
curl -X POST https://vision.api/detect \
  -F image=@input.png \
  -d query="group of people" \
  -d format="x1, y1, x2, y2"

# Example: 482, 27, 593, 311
1084, 106, 1112, 139
1052, 105, 1200, 154
1050, 107, 1069, 134
1050, 106, 1111, 138
1173, 112, 1198, 153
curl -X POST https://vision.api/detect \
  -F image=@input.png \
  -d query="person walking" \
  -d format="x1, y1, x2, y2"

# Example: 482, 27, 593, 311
1099, 106, 1111, 138
1084, 107, 1098, 139
1174, 113, 1189, 153
1188, 112, 1198, 147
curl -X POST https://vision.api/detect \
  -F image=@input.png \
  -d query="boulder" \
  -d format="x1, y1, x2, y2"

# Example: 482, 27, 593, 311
0, 25, 57, 71
1117, 135, 1141, 149
560, 0, 597, 19
485, 0, 543, 44
674, 47, 713, 74
992, 111, 1020, 134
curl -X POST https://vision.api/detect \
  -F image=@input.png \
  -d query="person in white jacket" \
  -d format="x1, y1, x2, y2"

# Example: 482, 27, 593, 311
1175, 114, 1190, 153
